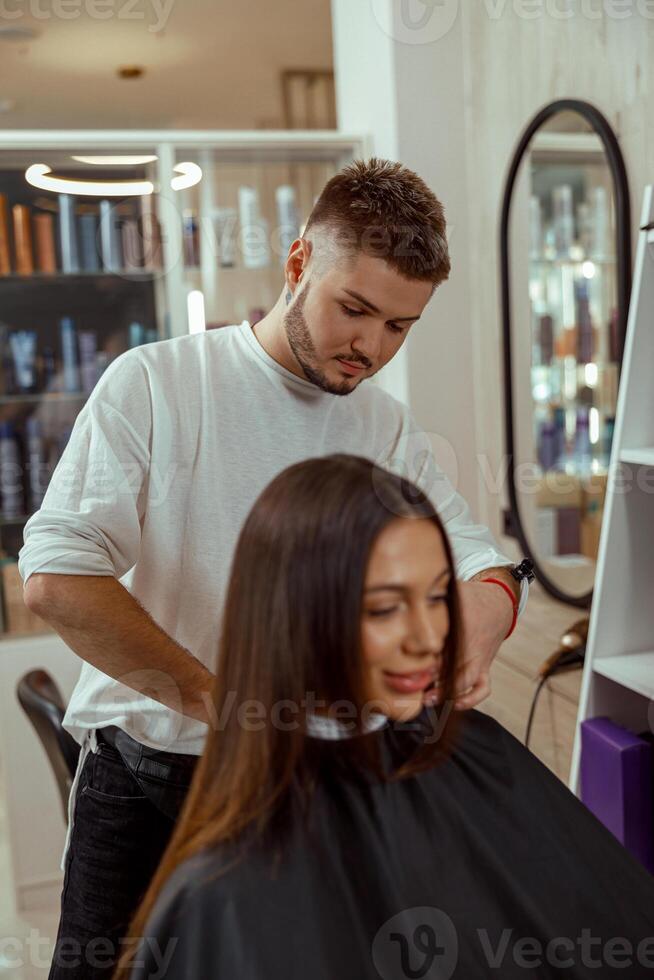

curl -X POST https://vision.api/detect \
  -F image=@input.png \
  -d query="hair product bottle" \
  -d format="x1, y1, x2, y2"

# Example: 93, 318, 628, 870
42, 345, 57, 391
79, 212, 100, 273
33, 212, 57, 274
8, 331, 37, 393
139, 193, 162, 269
539, 314, 554, 365
99, 199, 123, 272
552, 185, 574, 257
211, 206, 237, 268
590, 186, 609, 260
58, 194, 80, 273
60, 316, 81, 393
26, 416, 47, 510
575, 407, 591, 463
0, 193, 11, 275
0, 421, 25, 518
78, 330, 98, 393
275, 185, 299, 264
553, 405, 567, 468
182, 210, 199, 266
12, 205, 34, 275
575, 281, 594, 364
238, 186, 271, 270
129, 321, 146, 348
537, 420, 556, 471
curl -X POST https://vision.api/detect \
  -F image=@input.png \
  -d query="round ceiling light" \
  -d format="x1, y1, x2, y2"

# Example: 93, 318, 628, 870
72, 155, 158, 166
25, 161, 202, 196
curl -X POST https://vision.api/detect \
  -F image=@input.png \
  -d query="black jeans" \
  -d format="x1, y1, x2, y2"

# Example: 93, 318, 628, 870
48, 728, 199, 979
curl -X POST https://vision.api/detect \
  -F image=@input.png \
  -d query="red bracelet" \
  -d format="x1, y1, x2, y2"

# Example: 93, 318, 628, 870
480, 577, 519, 640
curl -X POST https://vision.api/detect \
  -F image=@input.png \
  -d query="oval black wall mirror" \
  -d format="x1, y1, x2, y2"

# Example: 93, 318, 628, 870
500, 99, 631, 608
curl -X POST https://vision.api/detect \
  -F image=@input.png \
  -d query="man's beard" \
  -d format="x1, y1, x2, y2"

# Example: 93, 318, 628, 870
283, 284, 365, 397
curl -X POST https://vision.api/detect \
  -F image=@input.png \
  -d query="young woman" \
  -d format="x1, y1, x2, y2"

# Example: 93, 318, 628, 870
116, 455, 654, 980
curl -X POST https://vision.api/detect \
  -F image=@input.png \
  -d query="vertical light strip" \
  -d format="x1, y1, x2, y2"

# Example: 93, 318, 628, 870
589, 407, 600, 446
584, 362, 599, 387
187, 290, 206, 334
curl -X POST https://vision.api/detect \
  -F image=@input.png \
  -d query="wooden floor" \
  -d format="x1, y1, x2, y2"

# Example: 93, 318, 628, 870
480, 580, 586, 784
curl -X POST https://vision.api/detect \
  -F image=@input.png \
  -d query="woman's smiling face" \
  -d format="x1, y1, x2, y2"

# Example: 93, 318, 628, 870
360, 517, 452, 722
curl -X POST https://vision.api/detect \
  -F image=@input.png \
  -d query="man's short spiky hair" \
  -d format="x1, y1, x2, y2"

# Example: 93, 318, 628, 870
303, 157, 451, 287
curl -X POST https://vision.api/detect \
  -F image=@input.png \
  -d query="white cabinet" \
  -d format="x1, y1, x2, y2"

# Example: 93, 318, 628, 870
570, 185, 654, 793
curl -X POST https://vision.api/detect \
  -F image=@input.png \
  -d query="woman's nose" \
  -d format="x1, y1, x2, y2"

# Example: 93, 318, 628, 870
403, 604, 447, 658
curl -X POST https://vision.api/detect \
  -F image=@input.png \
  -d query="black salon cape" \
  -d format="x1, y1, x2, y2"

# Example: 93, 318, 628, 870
130, 710, 654, 979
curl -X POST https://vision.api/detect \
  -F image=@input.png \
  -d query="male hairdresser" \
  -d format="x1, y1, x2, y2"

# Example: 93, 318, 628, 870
19, 158, 529, 978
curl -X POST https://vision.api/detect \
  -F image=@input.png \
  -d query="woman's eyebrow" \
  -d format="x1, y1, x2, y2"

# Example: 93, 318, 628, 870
364, 568, 451, 593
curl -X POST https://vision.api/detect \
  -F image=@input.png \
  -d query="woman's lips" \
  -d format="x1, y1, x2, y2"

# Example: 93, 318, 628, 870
383, 668, 437, 694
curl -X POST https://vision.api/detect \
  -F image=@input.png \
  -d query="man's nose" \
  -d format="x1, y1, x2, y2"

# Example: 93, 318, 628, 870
350, 323, 384, 364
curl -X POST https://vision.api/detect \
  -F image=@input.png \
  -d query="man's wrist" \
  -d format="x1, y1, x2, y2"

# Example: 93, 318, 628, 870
470, 567, 519, 640
471, 565, 520, 603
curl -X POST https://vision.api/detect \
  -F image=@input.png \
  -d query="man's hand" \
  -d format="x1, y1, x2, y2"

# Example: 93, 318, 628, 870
425, 578, 514, 711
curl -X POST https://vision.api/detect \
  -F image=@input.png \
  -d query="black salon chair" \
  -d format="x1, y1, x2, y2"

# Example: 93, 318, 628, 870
16, 669, 80, 824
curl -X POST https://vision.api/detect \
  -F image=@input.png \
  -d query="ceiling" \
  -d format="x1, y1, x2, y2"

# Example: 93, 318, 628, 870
0, 0, 334, 130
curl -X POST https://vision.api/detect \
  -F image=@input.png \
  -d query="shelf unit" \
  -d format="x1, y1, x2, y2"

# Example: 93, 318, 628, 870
569, 184, 654, 792
0, 129, 366, 640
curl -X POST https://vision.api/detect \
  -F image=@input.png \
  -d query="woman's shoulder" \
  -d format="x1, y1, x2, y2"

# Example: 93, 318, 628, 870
145, 850, 220, 925
385, 705, 511, 755
385, 704, 557, 790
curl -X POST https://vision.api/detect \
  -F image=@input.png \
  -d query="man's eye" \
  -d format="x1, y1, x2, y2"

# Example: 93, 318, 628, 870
428, 595, 447, 604
388, 323, 404, 335
368, 607, 396, 617
340, 304, 364, 317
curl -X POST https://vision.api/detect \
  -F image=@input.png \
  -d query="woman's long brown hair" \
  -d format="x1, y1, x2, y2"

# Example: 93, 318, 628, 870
113, 453, 462, 979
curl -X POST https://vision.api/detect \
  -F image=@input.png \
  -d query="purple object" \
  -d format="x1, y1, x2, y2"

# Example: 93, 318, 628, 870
575, 407, 591, 458
538, 420, 556, 471
580, 717, 654, 874
556, 506, 581, 554
553, 406, 566, 466
576, 280, 594, 363
539, 314, 554, 365
609, 307, 621, 362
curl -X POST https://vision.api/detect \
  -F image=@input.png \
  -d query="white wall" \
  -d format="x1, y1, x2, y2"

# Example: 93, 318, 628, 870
0, 0, 334, 129
333, 2, 651, 546
460, 5, 650, 545
331, 0, 484, 522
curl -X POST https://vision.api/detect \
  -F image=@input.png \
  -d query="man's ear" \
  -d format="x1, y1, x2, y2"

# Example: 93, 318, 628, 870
285, 237, 313, 290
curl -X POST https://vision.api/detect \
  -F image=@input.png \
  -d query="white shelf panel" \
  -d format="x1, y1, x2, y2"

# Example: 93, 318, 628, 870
619, 448, 654, 466
593, 651, 654, 700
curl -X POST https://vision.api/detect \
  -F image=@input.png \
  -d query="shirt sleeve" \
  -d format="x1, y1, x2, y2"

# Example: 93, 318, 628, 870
382, 407, 525, 604
18, 348, 152, 586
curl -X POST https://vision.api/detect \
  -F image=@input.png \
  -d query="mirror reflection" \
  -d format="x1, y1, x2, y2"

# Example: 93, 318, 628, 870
510, 110, 620, 599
